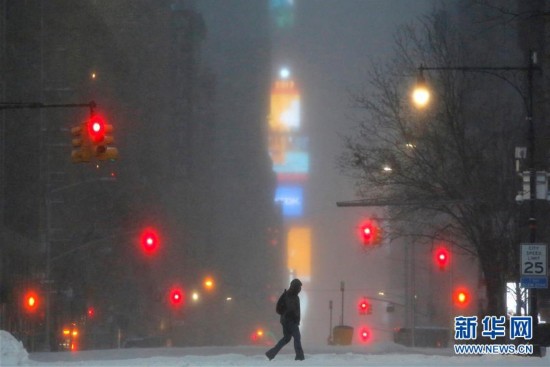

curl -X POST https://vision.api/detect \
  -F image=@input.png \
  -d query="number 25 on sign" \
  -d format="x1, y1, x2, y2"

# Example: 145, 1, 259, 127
520, 243, 547, 276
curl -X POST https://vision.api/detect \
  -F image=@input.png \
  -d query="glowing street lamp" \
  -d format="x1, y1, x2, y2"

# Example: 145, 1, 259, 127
411, 69, 430, 108
203, 276, 215, 291
279, 67, 290, 79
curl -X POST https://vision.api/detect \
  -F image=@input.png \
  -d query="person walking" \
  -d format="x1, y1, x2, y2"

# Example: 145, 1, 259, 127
265, 279, 305, 361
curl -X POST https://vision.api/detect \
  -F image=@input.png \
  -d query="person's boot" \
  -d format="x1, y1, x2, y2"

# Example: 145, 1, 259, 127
265, 350, 276, 361
295, 352, 305, 361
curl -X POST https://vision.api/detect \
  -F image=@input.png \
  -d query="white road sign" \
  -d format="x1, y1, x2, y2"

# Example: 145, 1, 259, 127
520, 243, 547, 277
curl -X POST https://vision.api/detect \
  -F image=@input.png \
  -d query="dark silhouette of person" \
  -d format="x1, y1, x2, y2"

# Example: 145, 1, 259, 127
266, 279, 304, 361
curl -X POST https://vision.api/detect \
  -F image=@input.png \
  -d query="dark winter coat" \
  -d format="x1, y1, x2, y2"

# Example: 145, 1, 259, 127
281, 281, 301, 324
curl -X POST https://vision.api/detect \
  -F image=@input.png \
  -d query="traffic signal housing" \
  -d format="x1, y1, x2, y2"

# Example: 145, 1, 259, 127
359, 220, 382, 245
71, 122, 92, 163
358, 298, 372, 315
88, 114, 118, 161
71, 113, 118, 163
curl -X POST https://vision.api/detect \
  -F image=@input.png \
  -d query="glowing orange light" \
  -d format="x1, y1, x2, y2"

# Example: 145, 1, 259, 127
204, 277, 215, 290
454, 287, 470, 308
23, 291, 39, 312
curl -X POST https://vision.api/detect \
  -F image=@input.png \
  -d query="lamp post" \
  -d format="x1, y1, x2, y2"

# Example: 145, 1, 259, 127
412, 51, 542, 354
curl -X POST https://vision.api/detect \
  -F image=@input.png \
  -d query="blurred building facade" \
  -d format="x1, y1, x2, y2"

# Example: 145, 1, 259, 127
0, 0, 283, 350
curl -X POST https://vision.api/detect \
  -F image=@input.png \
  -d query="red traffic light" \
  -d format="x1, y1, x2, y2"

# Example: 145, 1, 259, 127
362, 225, 372, 241
140, 227, 159, 254
359, 220, 381, 245
358, 298, 371, 315
454, 287, 470, 308
87, 306, 96, 318
434, 247, 450, 270
359, 327, 371, 342
168, 287, 185, 307
87, 114, 106, 143
23, 291, 39, 313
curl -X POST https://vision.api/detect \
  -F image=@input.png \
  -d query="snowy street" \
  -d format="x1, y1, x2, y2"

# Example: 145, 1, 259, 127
3, 328, 549, 366
24, 345, 550, 367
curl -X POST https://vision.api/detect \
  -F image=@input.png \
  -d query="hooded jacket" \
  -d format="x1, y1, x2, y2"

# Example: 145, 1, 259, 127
282, 279, 302, 324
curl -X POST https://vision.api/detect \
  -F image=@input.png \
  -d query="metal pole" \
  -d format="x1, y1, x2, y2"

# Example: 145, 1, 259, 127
328, 300, 333, 344
340, 281, 345, 325
404, 241, 410, 343
411, 242, 416, 347
527, 50, 539, 348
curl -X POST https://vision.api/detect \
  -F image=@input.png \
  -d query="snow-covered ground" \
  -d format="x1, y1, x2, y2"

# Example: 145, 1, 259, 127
2, 331, 549, 367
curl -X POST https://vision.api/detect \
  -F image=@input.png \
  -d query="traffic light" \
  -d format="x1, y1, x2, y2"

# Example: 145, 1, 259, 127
23, 290, 39, 313
434, 247, 450, 270
168, 287, 185, 308
358, 298, 372, 315
359, 327, 371, 343
361, 223, 373, 243
71, 122, 92, 163
359, 220, 381, 245
140, 227, 159, 255
88, 114, 106, 143
71, 113, 118, 163
87, 114, 118, 161
251, 328, 265, 343
454, 287, 470, 308
87, 306, 96, 319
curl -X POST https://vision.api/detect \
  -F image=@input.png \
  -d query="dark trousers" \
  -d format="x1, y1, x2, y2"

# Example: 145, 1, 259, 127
267, 319, 304, 359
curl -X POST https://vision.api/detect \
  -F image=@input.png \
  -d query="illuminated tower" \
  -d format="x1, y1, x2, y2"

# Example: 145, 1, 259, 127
269, 0, 312, 285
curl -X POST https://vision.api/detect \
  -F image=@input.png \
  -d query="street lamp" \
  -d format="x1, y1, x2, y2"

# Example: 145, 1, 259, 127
411, 69, 430, 108
412, 51, 542, 354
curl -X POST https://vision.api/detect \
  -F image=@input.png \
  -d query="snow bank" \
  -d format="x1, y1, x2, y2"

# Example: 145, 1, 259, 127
0, 330, 29, 366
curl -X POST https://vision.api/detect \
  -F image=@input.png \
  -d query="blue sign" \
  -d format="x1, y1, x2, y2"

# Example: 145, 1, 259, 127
520, 276, 548, 289
274, 186, 303, 217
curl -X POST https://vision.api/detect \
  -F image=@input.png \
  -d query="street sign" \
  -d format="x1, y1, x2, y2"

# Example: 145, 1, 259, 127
520, 276, 548, 289
520, 243, 548, 289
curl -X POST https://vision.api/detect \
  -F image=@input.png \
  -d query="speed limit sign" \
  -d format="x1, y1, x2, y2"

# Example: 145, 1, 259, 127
520, 243, 548, 289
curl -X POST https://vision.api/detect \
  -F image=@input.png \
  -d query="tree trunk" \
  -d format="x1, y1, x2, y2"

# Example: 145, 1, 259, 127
479, 251, 507, 317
